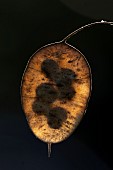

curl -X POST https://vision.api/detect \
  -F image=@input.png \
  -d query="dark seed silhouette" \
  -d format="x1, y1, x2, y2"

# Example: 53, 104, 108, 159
48, 107, 67, 129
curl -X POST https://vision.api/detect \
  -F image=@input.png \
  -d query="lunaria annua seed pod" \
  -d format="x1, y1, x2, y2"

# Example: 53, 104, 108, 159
21, 20, 113, 157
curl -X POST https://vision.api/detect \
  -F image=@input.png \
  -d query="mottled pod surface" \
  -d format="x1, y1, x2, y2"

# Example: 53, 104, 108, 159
21, 42, 91, 143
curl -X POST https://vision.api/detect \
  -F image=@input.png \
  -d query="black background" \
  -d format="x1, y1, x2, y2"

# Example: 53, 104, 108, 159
0, 0, 113, 169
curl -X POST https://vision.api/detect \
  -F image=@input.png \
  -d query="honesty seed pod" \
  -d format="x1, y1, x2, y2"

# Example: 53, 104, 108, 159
21, 20, 113, 157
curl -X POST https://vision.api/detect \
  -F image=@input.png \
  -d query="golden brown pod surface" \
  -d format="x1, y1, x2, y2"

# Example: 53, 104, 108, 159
21, 42, 91, 143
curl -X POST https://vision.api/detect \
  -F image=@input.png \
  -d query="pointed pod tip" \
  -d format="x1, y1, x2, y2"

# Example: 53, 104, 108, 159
48, 143, 52, 158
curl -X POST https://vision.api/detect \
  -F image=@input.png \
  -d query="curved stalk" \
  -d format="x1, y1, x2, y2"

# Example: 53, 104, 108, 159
62, 20, 113, 42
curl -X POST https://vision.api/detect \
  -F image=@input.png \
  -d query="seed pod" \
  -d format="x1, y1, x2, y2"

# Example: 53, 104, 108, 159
21, 20, 113, 156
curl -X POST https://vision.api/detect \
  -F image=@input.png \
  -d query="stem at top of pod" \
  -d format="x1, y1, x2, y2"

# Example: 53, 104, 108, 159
62, 20, 113, 43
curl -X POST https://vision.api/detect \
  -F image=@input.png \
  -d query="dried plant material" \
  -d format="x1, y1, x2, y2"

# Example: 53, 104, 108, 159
21, 42, 91, 143
21, 20, 113, 156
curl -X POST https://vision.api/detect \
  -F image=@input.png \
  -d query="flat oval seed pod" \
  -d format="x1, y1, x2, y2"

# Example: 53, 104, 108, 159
21, 42, 91, 143
21, 20, 113, 156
